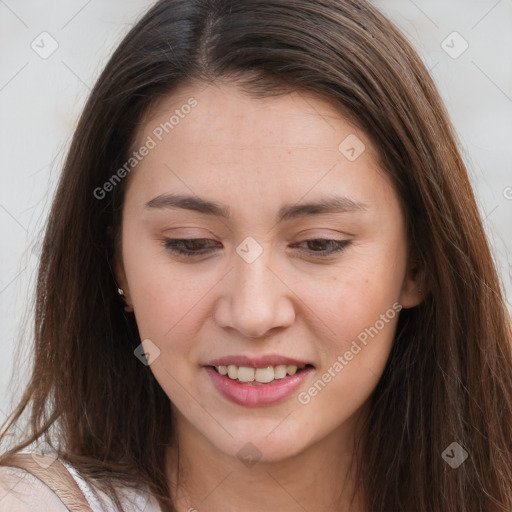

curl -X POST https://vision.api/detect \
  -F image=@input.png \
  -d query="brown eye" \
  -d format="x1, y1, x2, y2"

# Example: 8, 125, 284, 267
293, 239, 351, 257
163, 238, 220, 257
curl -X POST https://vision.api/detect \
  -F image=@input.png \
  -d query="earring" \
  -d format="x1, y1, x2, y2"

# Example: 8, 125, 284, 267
117, 287, 134, 312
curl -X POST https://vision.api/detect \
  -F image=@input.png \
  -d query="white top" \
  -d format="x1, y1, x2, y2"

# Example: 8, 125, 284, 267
0, 453, 162, 511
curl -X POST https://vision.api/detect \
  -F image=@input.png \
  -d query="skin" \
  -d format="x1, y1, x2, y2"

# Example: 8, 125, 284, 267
114, 80, 423, 512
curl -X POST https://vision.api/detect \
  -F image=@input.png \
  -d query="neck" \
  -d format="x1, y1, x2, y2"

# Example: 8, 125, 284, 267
165, 409, 367, 512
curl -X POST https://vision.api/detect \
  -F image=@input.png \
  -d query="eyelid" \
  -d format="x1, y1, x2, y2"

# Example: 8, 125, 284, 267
161, 236, 351, 259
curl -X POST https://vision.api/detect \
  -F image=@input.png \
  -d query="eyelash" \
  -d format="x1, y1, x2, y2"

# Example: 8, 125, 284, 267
162, 238, 351, 259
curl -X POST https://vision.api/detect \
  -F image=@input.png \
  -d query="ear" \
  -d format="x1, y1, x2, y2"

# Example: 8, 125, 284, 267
399, 252, 426, 309
112, 252, 131, 302
108, 224, 129, 295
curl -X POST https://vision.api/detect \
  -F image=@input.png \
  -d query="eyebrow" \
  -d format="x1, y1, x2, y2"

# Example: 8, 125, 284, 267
145, 193, 367, 222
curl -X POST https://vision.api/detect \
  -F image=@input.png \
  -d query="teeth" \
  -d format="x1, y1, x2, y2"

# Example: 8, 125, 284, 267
215, 364, 306, 383
237, 366, 255, 382
286, 365, 297, 376
227, 365, 238, 379
274, 365, 287, 379
255, 367, 274, 383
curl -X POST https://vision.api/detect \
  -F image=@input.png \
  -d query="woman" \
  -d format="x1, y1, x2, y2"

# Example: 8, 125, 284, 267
1, 0, 511, 511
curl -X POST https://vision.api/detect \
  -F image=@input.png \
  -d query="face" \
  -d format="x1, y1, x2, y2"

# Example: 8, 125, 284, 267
114, 81, 422, 463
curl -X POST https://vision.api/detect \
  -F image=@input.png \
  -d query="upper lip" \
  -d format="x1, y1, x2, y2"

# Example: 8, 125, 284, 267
205, 354, 313, 368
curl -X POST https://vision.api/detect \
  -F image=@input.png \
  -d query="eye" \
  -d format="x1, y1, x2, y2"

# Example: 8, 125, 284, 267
162, 238, 351, 259
291, 238, 351, 257
162, 238, 219, 257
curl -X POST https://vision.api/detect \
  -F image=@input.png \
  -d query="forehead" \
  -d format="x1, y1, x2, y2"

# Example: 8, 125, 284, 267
135, 80, 372, 155
124, 81, 397, 221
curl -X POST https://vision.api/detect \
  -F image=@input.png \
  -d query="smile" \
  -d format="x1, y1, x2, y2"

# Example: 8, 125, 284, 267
213, 364, 310, 384
204, 363, 315, 407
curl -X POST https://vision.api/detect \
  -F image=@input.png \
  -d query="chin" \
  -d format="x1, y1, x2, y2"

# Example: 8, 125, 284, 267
212, 431, 308, 465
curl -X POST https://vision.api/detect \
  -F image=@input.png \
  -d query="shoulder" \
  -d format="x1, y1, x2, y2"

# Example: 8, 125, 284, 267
0, 452, 162, 512
59, 458, 163, 512
0, 465, 68, 512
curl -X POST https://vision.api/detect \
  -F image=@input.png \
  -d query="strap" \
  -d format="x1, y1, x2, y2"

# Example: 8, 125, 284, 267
1, 453, 93, 512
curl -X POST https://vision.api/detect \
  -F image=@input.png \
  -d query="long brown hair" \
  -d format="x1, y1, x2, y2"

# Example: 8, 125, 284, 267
1, 1, 511, 510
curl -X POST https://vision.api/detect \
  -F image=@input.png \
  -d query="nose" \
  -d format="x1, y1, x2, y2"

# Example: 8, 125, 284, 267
213, 250, 295, 339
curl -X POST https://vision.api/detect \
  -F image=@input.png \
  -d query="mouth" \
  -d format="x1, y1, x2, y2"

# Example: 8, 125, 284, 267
203, 361, 315, 407
209, 363, 314, 385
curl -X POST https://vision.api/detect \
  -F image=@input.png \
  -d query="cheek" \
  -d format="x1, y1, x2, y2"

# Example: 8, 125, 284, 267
304, 241, 405, 334
121, 231, 199, 338
296, 238, 406, 384
128, 270, 217, 343
297, 275, 401, 426
122, 233, 235, 384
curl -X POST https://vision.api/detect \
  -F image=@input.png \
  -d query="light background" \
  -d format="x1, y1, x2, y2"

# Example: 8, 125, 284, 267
1, 0, 511, 419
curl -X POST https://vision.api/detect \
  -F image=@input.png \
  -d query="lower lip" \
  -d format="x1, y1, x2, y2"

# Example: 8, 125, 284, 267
204, 366, 314, 407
